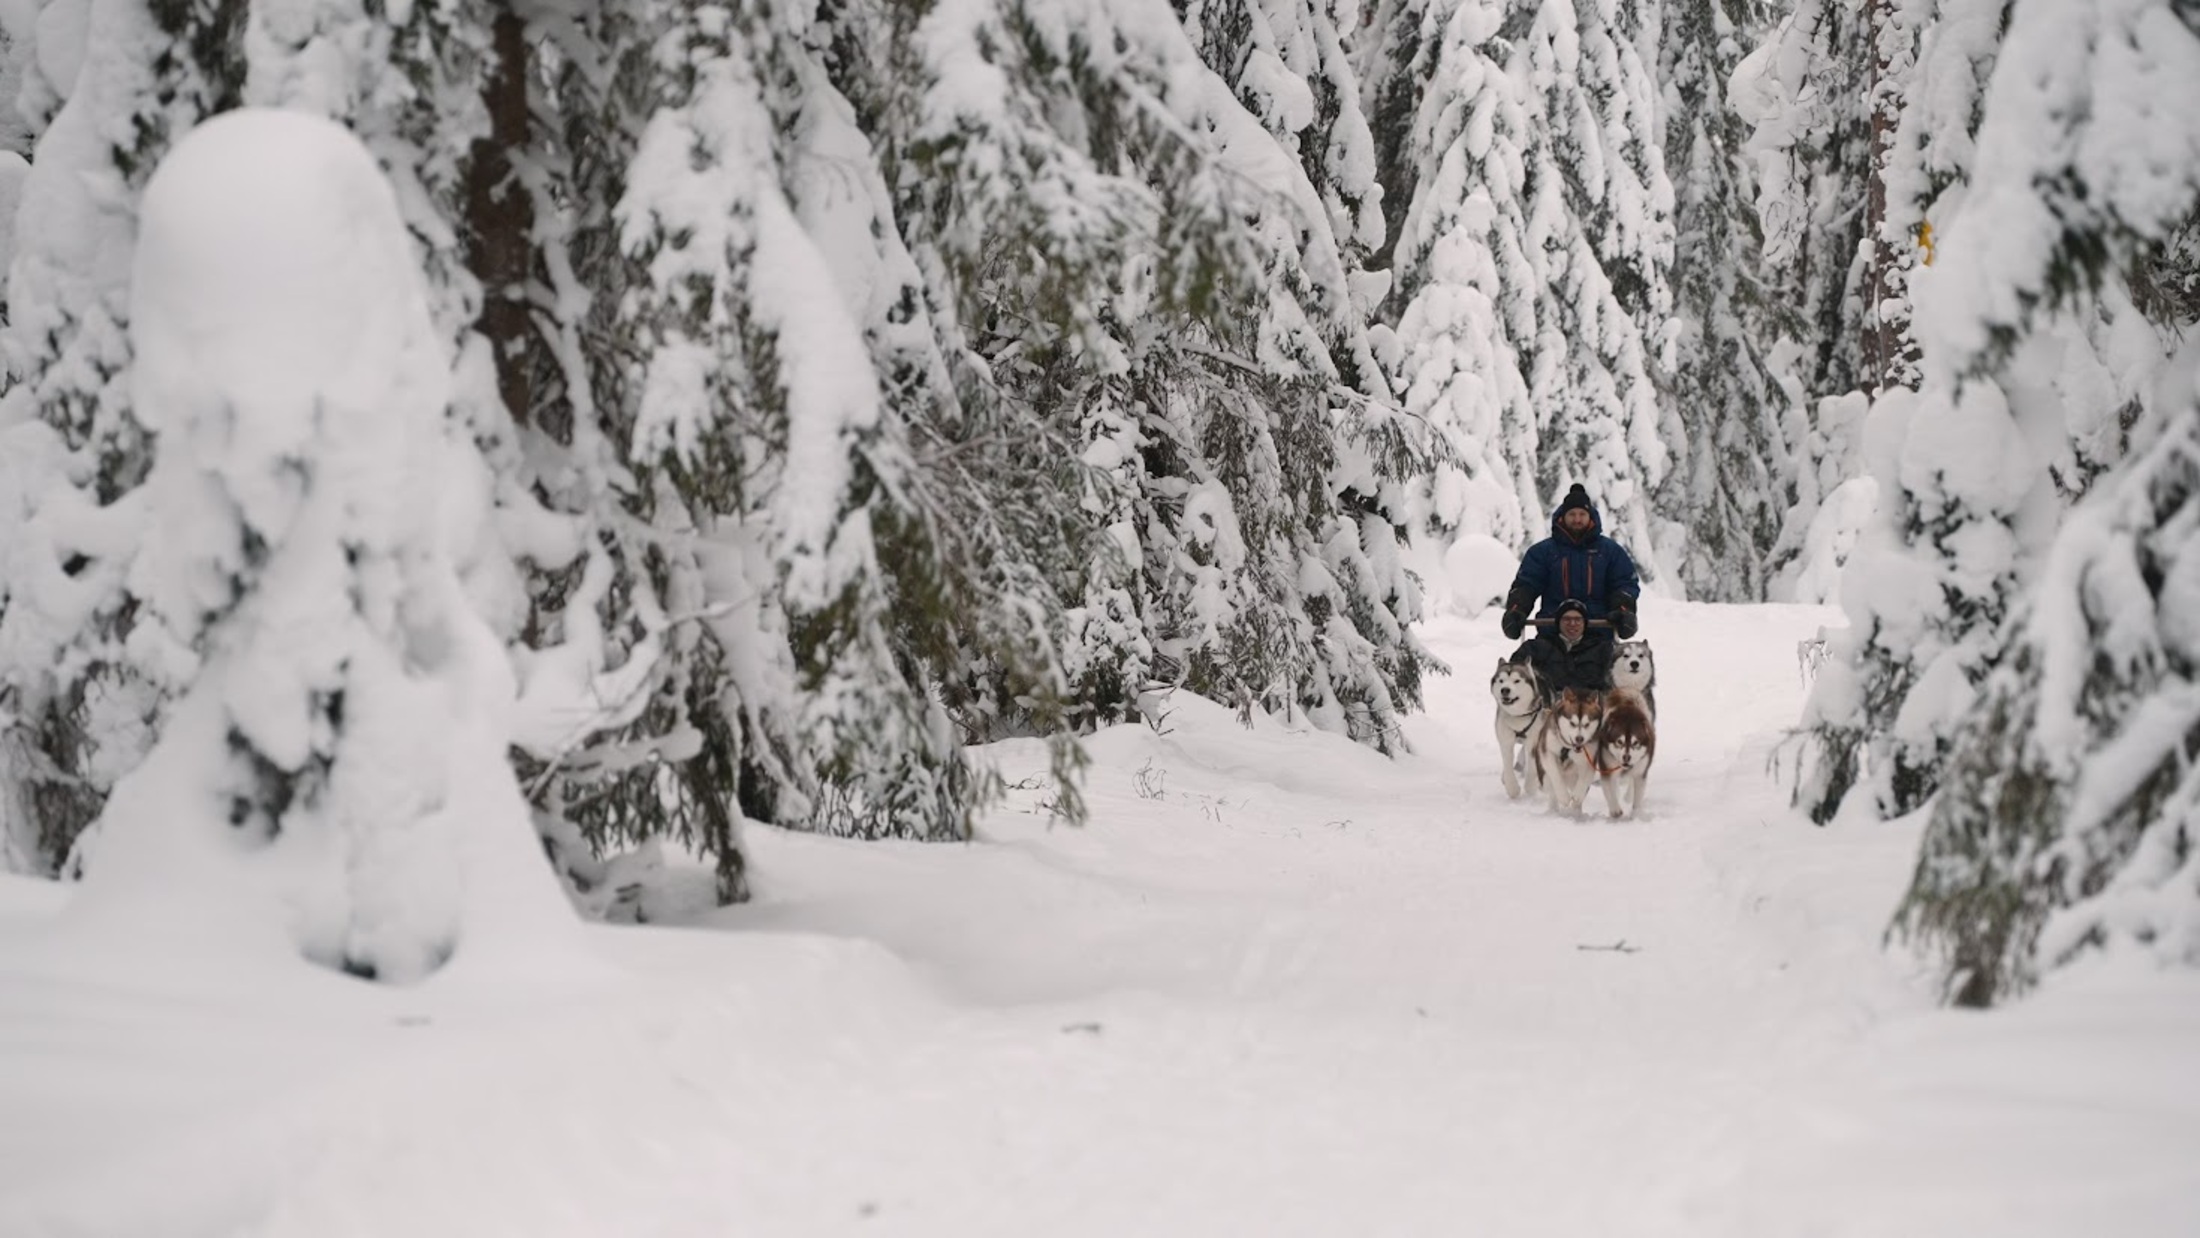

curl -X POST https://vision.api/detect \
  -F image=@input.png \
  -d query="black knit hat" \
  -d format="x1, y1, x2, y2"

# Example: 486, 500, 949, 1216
1555, 598, 1588, 619
1556, 484, 1595, 517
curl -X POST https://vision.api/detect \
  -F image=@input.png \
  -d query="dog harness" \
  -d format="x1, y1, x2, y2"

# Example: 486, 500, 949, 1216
1503, 705, 1543, 743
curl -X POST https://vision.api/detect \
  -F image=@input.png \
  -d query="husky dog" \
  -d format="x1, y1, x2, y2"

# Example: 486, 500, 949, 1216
1610, 640, 1657, 716
1534, 687, 1605, 817
1596, 688, 1657, 819
1490, 658, 1546, 799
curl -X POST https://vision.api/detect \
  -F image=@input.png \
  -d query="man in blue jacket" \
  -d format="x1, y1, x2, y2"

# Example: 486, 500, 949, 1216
1500, 484, 1641, 645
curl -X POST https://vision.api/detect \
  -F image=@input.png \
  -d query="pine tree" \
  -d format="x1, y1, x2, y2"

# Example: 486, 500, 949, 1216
1654, 0, 1796, 601
1364, 0, 1540, 546
840, 0, 1436, 749
588, 2, 975, 849
1886, 0, 2200, 1003
0, 11, 35, 305
4, 0, 1446, 893
1368, 0, 1675, 580
1165, 0, 1437, 746
1728, 0, 1892, 608
0, 0, 246, 873
419, 1, 1015, 908
72, 108, 580, 981
800, 0, 1089, 778
1779, 0, 2182, 824
1731, 0, 1878, 405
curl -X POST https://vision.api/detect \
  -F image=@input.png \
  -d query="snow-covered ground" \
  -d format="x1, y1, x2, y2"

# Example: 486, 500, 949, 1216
3, 600, 2196, 1236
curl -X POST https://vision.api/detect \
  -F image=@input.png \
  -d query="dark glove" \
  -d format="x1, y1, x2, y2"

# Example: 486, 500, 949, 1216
1501, 608, 1526, 640
1611, 596, 1638, 640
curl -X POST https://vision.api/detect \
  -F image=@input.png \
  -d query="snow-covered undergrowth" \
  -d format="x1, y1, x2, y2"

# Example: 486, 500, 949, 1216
2, 601, 2195, 1236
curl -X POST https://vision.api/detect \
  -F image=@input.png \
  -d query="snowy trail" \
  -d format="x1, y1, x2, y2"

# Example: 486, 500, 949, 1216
689, 602, 1909, 1236
4, 601, 2195, 1236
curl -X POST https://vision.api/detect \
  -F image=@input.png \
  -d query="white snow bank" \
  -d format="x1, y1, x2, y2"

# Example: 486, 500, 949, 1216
1732, 956, 2200, 1238
1406, 530, 1522, 618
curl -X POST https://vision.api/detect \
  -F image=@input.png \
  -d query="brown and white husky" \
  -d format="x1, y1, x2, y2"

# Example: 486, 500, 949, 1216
1534, 687, 1605, 818
1596, 687, 1657, 819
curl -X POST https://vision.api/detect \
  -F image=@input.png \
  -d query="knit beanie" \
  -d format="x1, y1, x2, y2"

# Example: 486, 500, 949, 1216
1556, 484, 1594, 517
1555, 598, 1588, 619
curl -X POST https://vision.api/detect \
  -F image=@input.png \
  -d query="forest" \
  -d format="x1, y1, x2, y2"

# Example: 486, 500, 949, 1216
0, 0, 2194, 1008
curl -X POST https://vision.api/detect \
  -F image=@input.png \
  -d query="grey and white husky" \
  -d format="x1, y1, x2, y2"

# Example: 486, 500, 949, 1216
1490, 658, 1546, 799
1610, 640, 1657, 717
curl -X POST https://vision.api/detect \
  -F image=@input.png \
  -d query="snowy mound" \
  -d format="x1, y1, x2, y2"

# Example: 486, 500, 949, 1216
59, 109, 582, 987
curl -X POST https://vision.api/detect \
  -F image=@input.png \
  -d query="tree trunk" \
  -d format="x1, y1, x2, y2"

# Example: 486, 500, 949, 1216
1860, 0, 1905, 395
465, 4, 534, 425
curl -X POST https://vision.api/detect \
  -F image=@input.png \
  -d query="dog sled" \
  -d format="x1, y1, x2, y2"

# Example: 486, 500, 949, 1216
1490, 629, 1657, 820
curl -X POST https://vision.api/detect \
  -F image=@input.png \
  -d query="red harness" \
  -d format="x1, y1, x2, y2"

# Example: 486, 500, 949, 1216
1594, 745, 1638, 778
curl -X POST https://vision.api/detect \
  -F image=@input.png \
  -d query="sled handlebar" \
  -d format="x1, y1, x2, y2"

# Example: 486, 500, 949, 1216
1528, 616, 1613, 628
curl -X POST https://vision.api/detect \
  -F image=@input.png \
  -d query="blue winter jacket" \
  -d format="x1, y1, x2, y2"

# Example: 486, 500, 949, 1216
1508, 500, 1640, 625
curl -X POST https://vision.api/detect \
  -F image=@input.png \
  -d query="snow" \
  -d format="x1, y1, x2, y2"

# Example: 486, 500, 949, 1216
1778, 475, 1877, 605
1414, 529, 1519, 616
5, 600, 2195, 1234
27, 0, 84, 107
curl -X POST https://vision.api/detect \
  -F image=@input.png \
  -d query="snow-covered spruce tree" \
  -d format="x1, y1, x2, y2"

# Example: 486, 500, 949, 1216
247, 3, 921, 895
1653, 0, 1796, 601
0, 0, 245, 873
247, 0, 504, 349
1881, 0, 2141, 499
461, 1, 1013, 897
1180, 0, 1389, 340
1361, 0, 1537, 547
1885, 0, 2200, 1005
1166, 0, 1437, 746
746, 2, 1089, 803
857, 0, 1193, 737
1730, 0, 1905, 607
1730, 0, 1878, 406
251, 1, 781, 900
0, 7, 36, 304
1780, 0, 2183, 824
479, 2, 788, 892
805, 0, 1109, 764
1359, 0, 1428, 279
839, 0, 1435, 748
247, 0, 544, 688
0, 6, 34, 156
71, 109, 580, 981
1367, 0, 1675, 581
601, 3, 977, 846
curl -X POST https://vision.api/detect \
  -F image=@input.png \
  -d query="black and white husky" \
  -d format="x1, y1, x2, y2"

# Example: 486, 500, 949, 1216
1490, 658, 1546, 799
1610, 640, 1657, 717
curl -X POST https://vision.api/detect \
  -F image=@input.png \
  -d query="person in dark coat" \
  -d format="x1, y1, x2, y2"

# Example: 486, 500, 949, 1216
1508, 599, 1613, 695
1499, 484, 1641, 643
